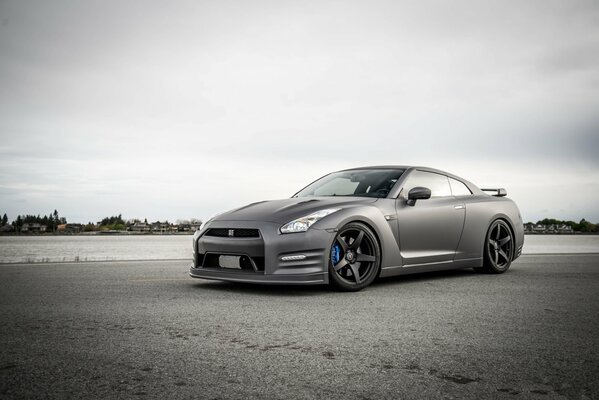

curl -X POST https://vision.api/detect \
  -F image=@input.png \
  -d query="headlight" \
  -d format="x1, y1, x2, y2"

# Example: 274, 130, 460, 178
280, 209, 340, 234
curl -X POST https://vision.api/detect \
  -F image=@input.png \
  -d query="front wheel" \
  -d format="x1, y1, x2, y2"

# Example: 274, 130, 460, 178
476, 219, 514, 274
329, 223, 381, 291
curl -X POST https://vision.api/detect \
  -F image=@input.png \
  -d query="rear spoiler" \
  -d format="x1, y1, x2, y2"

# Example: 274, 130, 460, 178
481, 188, 507, 197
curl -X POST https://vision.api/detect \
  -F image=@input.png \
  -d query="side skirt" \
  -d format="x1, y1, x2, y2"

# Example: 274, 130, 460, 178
379, 257, 483, 278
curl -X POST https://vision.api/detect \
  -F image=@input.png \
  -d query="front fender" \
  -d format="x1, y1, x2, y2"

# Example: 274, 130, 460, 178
313, 201, 402, 269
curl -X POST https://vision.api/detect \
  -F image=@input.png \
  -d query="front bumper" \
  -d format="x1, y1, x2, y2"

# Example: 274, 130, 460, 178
189, 220, 333, 285
189, 267, 328, 285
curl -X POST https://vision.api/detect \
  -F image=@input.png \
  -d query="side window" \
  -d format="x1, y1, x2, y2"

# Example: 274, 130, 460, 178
402, 171, 452, 198
449, 178, 472, 196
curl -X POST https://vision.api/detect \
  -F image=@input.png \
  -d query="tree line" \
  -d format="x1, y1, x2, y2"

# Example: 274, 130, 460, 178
527, 218, 598, 233
3, 211, 594, 233
95, 214, 127, 231
1, 210, 66, 232
0, 211, 202, 233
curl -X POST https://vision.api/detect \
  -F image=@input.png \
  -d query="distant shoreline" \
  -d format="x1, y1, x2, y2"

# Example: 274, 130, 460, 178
1, 232, 598, 237
0, 231, 195, 236
524, 232, 599, 235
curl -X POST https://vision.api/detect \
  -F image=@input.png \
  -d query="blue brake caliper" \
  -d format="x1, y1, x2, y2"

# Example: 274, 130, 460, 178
331, 243, 341, 265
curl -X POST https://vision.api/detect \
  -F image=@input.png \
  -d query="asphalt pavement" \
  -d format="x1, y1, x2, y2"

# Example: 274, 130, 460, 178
1, 254, 598, 399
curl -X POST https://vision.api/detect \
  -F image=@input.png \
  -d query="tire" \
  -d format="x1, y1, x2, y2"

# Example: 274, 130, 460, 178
475, 219, 514, 274
328, 222, 381, 291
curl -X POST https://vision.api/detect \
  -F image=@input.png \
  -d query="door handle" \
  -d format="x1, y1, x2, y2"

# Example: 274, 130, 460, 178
454, 205, 465, 210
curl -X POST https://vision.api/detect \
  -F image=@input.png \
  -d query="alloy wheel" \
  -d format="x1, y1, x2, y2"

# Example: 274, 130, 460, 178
331, 225, 378, 286
487, 220, 514, 270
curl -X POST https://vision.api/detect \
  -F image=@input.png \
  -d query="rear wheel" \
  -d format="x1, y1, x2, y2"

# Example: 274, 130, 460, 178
329, 223, 381, 291
476, 219, 514, 273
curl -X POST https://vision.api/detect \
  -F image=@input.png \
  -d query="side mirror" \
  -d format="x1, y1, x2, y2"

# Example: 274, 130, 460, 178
407, 186, 431, 206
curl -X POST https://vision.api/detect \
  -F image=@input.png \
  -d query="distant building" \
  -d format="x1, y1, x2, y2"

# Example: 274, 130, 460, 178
525, 223, 575, 234
0, 225, 14, 233
21, 223, 47, 233
557, 224, 574, 233
524, 223, 535, 233
175, 220, 202, 232
57, 223, 83, 234
151, 222, 170, 233
533, 224, 546, 233
178, 224, 191, 232
130, 222, 151, 232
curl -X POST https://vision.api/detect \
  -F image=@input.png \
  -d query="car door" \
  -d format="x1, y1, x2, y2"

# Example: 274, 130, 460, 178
395, 170, 465, 265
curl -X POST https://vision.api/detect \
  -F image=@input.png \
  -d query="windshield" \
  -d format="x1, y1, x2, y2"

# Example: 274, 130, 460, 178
293, 169, 404, 198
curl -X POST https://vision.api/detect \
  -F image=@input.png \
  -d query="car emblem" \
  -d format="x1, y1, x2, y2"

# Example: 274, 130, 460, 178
228, 229, 235, 237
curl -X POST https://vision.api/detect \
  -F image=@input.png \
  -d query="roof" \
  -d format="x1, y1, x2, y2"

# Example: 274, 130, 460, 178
341, 165, 459, 179
339, 165, 483, 193
342, 165, 411, 171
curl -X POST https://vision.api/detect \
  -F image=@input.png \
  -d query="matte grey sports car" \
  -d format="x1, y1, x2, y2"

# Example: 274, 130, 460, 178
190, 166, 524, 291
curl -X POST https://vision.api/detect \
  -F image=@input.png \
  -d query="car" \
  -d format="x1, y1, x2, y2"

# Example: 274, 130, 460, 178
190, 166, 524, 291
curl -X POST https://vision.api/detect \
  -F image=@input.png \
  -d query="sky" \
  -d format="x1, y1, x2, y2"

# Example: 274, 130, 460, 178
1, 0, 598, 224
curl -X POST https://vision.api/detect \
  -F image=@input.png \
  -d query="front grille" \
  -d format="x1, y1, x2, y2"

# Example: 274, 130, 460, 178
205, 228, 260, 238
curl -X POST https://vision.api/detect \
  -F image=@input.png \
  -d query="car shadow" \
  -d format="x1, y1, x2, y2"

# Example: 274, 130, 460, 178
187, 268, 480, 296
188, 280, 333, 297
372, 267, 478, 288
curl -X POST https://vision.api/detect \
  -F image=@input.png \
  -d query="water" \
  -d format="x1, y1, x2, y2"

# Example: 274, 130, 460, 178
0, 234, 598, 264
0, 235, 192, 264
521, 235, 599, 254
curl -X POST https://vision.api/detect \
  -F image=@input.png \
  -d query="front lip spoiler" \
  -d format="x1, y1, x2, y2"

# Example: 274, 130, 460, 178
189, 267, 327, 285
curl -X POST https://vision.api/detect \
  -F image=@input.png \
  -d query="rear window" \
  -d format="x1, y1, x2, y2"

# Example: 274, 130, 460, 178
449, 178, 472, 196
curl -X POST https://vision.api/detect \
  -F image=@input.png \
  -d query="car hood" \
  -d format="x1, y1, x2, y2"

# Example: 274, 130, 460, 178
214, 197, 379, 224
